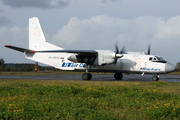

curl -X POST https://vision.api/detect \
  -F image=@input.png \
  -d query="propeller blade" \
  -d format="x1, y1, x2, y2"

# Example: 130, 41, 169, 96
148, 44, 151, 55
120, 46, 125, 54
115, 43, 119, 54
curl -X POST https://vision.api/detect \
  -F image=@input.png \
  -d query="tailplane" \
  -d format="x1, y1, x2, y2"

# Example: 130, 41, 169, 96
29, 17, 63, 50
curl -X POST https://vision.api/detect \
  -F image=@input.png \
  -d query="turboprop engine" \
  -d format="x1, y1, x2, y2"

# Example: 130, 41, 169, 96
68, 50, 123, 66
93, 50, 123, 66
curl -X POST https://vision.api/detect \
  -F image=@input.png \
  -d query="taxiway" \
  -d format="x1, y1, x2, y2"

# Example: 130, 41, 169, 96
0, 74, 180, 82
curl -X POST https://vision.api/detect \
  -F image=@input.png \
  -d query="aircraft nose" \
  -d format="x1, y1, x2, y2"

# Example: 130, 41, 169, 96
165, 62, 176, 73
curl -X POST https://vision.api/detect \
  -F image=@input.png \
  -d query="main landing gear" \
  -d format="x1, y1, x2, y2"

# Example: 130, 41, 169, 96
82, 64, 124, 80
82, 64, 92, 80
81, 64, 124, 80
82, 73, 92, 80
152, 75, 160, 81
82, 72, 124, 80
114, 72, 123, 80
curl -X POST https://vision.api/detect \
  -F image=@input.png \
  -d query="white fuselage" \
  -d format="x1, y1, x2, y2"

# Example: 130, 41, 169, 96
25, 51, 171, 74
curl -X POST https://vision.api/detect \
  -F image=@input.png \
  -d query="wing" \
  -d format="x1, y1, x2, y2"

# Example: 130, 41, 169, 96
35, 50, 98, 65
5, 45, 97, 55
35, 50, 98, 55
5, 45, 98, 55
5, 45, 98, 64
5, 45, 35, 53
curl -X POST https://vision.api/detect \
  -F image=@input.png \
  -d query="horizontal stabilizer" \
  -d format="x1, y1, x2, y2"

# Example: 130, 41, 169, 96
5, 45, 35, 53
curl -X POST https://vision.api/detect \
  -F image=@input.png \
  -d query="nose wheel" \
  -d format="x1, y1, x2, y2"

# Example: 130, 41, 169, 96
152, 75, 160, 81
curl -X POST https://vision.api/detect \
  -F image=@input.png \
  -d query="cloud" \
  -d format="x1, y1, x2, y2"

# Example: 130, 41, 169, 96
51, 15, 180, 64
0, 26, 29, 63
0, 26, 28, 45
1, 15, 180, 64
51, 15, 158, 49
1, 0, 70, 9
102, 0, 121, 3
0, 16, 11, 26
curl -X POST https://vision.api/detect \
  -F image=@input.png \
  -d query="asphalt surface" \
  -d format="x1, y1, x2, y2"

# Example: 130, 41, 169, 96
0, 74, 180, 82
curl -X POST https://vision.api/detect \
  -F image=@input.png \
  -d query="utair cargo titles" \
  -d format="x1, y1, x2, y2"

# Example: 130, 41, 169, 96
62, 62, 96, 69
140, 67, 160, 71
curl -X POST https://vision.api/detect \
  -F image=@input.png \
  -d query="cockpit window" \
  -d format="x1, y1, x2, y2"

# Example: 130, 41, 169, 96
156, 56, 161, 61
149, 56, 163, 61
149, 56, 166, 63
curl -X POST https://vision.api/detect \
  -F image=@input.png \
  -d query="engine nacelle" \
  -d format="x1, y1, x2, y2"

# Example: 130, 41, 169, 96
68, 55, 78, 63
94, 50, 122, 66
68, 54, 96, 65
68, 50, 123, 66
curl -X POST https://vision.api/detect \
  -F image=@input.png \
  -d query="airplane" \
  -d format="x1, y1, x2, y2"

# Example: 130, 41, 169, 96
5, 17, 176, 81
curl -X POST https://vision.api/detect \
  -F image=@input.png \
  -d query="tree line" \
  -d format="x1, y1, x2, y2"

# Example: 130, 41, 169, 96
0, 58, 58, 72
0, 59, 5, 71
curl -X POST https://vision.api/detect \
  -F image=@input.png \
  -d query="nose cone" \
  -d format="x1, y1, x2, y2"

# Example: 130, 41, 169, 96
165, 62, 176, 73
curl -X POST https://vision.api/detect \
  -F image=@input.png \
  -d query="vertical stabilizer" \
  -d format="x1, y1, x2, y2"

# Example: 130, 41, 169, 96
29, 17, 63, 50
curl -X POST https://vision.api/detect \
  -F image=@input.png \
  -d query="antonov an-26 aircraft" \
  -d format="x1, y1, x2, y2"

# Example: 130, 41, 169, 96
5, 17, 176, 81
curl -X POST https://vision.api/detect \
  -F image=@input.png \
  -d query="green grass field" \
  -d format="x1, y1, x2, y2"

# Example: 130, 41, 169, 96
0, 79, 180, 120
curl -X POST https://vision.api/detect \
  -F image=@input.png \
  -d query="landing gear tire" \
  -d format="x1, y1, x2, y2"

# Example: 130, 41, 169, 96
82, 73, 92, 80
114, 73, 123, 80
152, 75, 159, 81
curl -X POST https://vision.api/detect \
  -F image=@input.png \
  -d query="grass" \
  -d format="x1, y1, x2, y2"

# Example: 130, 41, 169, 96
0, 79, 180, 119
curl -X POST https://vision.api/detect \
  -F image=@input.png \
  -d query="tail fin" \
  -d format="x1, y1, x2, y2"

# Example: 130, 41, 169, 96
29, 17, 63, 50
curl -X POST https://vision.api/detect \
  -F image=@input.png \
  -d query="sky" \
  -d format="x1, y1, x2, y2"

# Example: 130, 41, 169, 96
0, 0, 180, 65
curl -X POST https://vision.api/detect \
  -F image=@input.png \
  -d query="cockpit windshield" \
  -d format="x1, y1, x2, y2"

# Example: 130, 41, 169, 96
149, 56, 166, 63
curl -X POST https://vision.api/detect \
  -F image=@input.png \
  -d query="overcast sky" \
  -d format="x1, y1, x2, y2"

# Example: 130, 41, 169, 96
0, 0, 180, 65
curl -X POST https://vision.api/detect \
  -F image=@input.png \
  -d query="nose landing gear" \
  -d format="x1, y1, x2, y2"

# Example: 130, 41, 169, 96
152, 75, 160, 81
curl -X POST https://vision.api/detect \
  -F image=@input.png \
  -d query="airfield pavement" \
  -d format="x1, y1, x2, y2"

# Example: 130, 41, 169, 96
0, 74, 180, 82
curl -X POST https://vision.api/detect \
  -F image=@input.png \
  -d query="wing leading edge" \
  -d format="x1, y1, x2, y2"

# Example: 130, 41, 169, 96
5, 45, 98, 55
5, 45, 35, 53
35, 50, 98, 55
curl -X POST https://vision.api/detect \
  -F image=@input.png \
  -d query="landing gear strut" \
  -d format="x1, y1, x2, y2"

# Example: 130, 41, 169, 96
114, 72, 123, 80
152, 75, 160, 81
82, 64, 92, 80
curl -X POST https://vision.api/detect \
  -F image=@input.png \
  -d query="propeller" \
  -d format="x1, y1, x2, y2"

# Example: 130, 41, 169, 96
114, 42, 124, 58
148, 44, 151, 55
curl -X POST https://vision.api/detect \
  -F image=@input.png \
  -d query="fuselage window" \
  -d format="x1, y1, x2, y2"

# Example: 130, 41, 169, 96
149, 57, 153, 61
